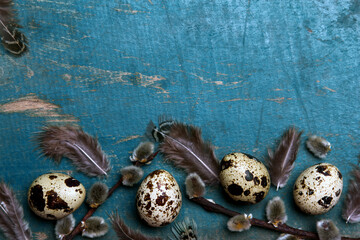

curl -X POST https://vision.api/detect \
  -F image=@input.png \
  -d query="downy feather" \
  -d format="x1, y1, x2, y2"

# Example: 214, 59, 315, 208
0, 0, 27, 55
109, 211, 162, 240
158, 122, 220, 185
342, 166, 360, 223
267, 127, 302, 190
37, 125, 111, 177
0, 182, 32, 240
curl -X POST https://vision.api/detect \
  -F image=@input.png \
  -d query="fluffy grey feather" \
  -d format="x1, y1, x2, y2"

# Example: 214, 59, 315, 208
0, 182, 32, 240
306, 135, 331, 159
268, 127, 302, 190
227, 214, 252, 232
37, 125, 111, 177
277, 234, 302, 240
185, 173, 205, 199
170, 217, 197, 240
316, 220, 341, 240
0, 0, 27, 55
130, 141, 154, 164
159, 122, 220, 185
266, 196, 287, 227
342, 166, 360, 223
109, 211, 162, 240
120, 166, 144, 186
55, 214, 75, 240
86, 182, 108, 208
82, 217, 109, 238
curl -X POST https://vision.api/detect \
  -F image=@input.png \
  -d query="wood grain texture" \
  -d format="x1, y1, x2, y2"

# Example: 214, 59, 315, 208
0, 0, 360, 239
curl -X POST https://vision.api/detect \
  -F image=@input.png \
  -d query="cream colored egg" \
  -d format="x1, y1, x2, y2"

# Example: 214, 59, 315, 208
136, 169, 182, 227
293, 163, 343, 215
28, 173, 86, 220
220, 153, 270, 204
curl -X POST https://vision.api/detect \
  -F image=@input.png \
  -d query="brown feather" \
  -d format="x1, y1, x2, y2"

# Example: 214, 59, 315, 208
0, 0, 27, 55
342, 166, 360, 223
109, 211, 162, 240
159, 122, 220, 185
0, 182, 32, 240
37, 125, 111, 177
267, 127, 302, 190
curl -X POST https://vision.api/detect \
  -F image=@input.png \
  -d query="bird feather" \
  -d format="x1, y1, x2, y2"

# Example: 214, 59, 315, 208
0, 182, 32, 240
37, 125, 111, 177
342, 166, 360, 223
0, 0, 27, 55
158, 122, 220, 185
267, 127, 302, 190
109, 211, 162, 240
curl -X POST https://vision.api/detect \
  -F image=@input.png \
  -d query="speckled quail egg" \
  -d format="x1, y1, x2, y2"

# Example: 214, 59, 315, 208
293, 163, 343, 215
136, 169, 182, 227
28, 173, 86, 220
219, 153, 271, 204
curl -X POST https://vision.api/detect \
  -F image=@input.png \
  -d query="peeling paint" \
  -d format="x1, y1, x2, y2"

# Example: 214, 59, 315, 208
34, 232, 48, 240
267, 97, 293, 104
323, 86, 336, 92
219, 98, 255, 102
114, 135, 141, 144
0, 94, 78, 122
54, 63, 168, 96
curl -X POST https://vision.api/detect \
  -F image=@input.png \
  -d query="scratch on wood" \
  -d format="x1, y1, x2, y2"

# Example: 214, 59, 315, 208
34, 232, 48, 240
114, 4, 146, 14
55, 63, 168, 96
323, 86, 336, 92
114, 135, 141, 144
219, 98, 255, 102
266, 97, 293, 104
148, 0, 153, 4
0, 94, 78, 122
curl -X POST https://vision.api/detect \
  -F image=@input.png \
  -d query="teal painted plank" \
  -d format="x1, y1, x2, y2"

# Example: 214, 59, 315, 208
0, 0, 360, 239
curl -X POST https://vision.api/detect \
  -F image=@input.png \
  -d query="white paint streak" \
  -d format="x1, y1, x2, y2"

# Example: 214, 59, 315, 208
0, 94, 78, 122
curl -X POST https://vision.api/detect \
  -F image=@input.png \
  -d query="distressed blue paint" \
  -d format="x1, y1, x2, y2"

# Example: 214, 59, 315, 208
0, 0, 360, 239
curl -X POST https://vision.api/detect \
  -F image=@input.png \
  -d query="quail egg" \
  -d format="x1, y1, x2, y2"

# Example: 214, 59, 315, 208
28, 173, 86, 220
219, 152, 271, 204
136, 169, 182, 227
293, 163, 343, 215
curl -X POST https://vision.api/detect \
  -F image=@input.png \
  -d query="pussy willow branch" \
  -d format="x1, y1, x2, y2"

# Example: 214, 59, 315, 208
190, 197, 360, 240
63, 176, 124, 240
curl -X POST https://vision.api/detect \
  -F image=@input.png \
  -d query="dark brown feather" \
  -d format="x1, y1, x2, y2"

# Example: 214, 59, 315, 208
37, 125, 110, 177
0, 182, 32, 240
342, 166, 360, 223
0, 0, 27, 55
159, 122, 220, 185
267, 127, 302, 190
109, 211, 162, 240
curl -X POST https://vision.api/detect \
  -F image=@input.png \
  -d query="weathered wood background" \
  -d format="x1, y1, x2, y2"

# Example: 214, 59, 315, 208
1, 0, 360, 239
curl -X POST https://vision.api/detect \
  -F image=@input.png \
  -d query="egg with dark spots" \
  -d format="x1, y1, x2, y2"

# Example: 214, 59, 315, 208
28, 173, 85, 220
136, 169, 182, 227
293, 163, 343, 215
219, 153, 270, 204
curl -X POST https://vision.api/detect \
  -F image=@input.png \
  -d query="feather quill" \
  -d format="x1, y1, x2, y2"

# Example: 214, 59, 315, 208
109, 211, 162, 240
0, 182, 32, 240
342, 166, 360, 223
0, 0, 27, 55
268, 127, 302, 190
37, 125, 111, 177
158, 122, 220, 185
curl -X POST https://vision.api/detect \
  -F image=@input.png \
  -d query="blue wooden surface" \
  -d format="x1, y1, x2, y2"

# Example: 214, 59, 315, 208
1, 0, 360, 239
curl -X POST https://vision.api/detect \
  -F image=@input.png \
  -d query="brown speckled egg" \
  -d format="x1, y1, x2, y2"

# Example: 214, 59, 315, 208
136, 169, 182, 227
293, 163, 343, 215
28, 173, 86, 220
219, 152, 270, 204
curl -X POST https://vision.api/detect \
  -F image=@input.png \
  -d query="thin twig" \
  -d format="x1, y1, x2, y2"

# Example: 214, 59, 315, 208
190, 197, 360, 240
63, 176, 124, 240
